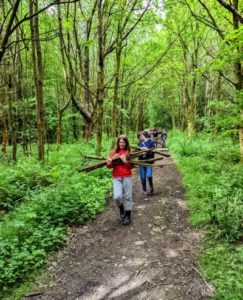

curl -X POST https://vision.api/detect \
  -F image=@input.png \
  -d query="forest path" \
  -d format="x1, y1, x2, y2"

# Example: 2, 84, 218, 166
25, 152, 214, 300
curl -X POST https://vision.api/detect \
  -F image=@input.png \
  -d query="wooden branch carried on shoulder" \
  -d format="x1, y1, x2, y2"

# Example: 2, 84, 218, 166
132, 157, 164, 168
79, 148, 168, 173
79, 161, 107, 173
85, 155, 106, 160
152, 150, 170, 157
132, 146, 170, 157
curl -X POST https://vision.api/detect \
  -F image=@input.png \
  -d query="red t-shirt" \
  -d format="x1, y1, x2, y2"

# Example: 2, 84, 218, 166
107, 149, 133, 178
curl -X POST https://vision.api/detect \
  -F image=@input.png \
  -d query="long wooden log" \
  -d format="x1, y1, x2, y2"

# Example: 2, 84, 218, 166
79, 147, 168, 173
84, 151, 146, 161
79, 155, 164, 173
132, 146, 170, 156
85, 155, 106, 160
130, 148, 155, 156
132, 161, 164, 167
84, 148, 168, 161
152, 150, 170, 157
79, 161, 107, 172
142, 156, 163, 163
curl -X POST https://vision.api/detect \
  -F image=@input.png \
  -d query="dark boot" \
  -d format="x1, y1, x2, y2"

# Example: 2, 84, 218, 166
123, 210, 131, 225
119, 204, 125, 220
148, 177, 154, 194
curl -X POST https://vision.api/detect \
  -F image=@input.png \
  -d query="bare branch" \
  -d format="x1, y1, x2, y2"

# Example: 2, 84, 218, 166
9, 0, 80, 36
217, 0, 243, 23
0, 0, 79, 63
183, 0, 225, 40
105, 0, 152, 56
0, 0, 21, 62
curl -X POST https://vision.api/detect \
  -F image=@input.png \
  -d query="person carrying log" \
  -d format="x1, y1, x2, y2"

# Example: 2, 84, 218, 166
138, 131, 155, 199
106, 135, 133, 225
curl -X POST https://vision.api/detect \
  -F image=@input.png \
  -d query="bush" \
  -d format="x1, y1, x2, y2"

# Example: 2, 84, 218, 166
0, 142, 112, 295
169, 130, 242, 299
169, 131, 242, 241
0, 160, 50, 212
200, 243, 243, 300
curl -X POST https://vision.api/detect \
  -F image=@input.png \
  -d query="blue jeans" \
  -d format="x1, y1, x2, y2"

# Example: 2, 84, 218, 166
113, 176, 133, 211
139, 166, 153, 192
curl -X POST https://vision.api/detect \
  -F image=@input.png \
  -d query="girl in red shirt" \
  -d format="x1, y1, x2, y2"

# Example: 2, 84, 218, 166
106, 135, 133, 225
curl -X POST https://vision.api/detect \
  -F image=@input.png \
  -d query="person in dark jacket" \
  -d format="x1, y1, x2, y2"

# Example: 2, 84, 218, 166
138, 131, 155, 199
151, 128, 159, 148
161, 129, 167, 148
106, 135, 133, 225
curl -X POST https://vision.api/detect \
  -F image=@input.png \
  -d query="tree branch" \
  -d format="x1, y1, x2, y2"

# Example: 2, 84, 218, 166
105, 0, 152, 56
0, 0, 79, 63
183, 0, 225, 40
217, 0, 243, 23
0, 0, 21, 62
9, 0, 80, 36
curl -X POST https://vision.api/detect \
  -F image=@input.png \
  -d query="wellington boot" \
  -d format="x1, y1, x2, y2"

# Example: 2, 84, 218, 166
123, 210, 131, 225
119, 204, 125, 220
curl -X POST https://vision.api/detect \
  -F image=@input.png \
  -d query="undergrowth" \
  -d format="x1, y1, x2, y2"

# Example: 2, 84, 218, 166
0, 139, 112, 297
169, 130, 243, 299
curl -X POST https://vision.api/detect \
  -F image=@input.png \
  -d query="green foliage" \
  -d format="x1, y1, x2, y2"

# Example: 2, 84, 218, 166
169, 130, 242, 240
213, 27, 243, 68
0, 159, 50, 212
200, 99, 241, 139
200, 242, 243, 300
209, 188, 242, 241
0, 142, 112, 296
148, 100, 172, 129
169, 130, 242, 299
169, 135, 203, 157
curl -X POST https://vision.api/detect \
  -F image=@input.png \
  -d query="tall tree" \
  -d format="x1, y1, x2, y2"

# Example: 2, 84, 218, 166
29, 0, 45, 161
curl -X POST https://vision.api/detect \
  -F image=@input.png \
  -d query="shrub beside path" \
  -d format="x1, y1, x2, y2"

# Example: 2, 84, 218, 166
25, 154, 214, 300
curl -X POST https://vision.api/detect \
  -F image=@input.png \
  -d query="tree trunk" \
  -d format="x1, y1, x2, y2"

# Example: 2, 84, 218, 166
1, 116, 8, 154
84, 120, 93, 139
170, 112, 176, 130
56, 97, 70, 148
83, 40, 94, 140
56, 110, 63, 148
2, 129, 8, 153
96, 0, 105, 156
7, 70, 17, 161
240, 110, 243, 162
29, 0, 45, 161
0, 79, 8, 153
111, 20, 122, 146
232, 0, 243, 162
0, 0, 21, 63
187, 102, 195, 138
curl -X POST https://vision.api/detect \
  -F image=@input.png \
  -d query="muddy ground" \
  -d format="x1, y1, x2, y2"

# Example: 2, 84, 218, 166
24, 153, 214, 300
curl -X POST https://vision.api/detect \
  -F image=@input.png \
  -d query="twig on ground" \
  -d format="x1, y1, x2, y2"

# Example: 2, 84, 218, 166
186, 283, 198, 294
25, 292, 42, 297
189, 264, 214, 293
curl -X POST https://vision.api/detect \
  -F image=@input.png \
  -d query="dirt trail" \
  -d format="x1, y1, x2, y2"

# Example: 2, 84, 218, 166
25, 154, 214, 300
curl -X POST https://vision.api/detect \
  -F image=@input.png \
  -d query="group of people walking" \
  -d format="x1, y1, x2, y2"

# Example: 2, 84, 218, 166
149, 128, 167, 148
106, 129, 167, 226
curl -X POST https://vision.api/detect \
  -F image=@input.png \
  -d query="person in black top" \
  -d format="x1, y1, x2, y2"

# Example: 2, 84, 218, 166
138, 131, 155, 199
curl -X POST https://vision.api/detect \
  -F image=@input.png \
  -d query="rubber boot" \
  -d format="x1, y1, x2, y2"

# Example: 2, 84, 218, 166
148, 177, 154, 194
123, 210, 131, 225
119, 204, 125, 220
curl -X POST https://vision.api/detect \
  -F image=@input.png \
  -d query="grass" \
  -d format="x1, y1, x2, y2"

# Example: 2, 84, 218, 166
168, 130, 243, 299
